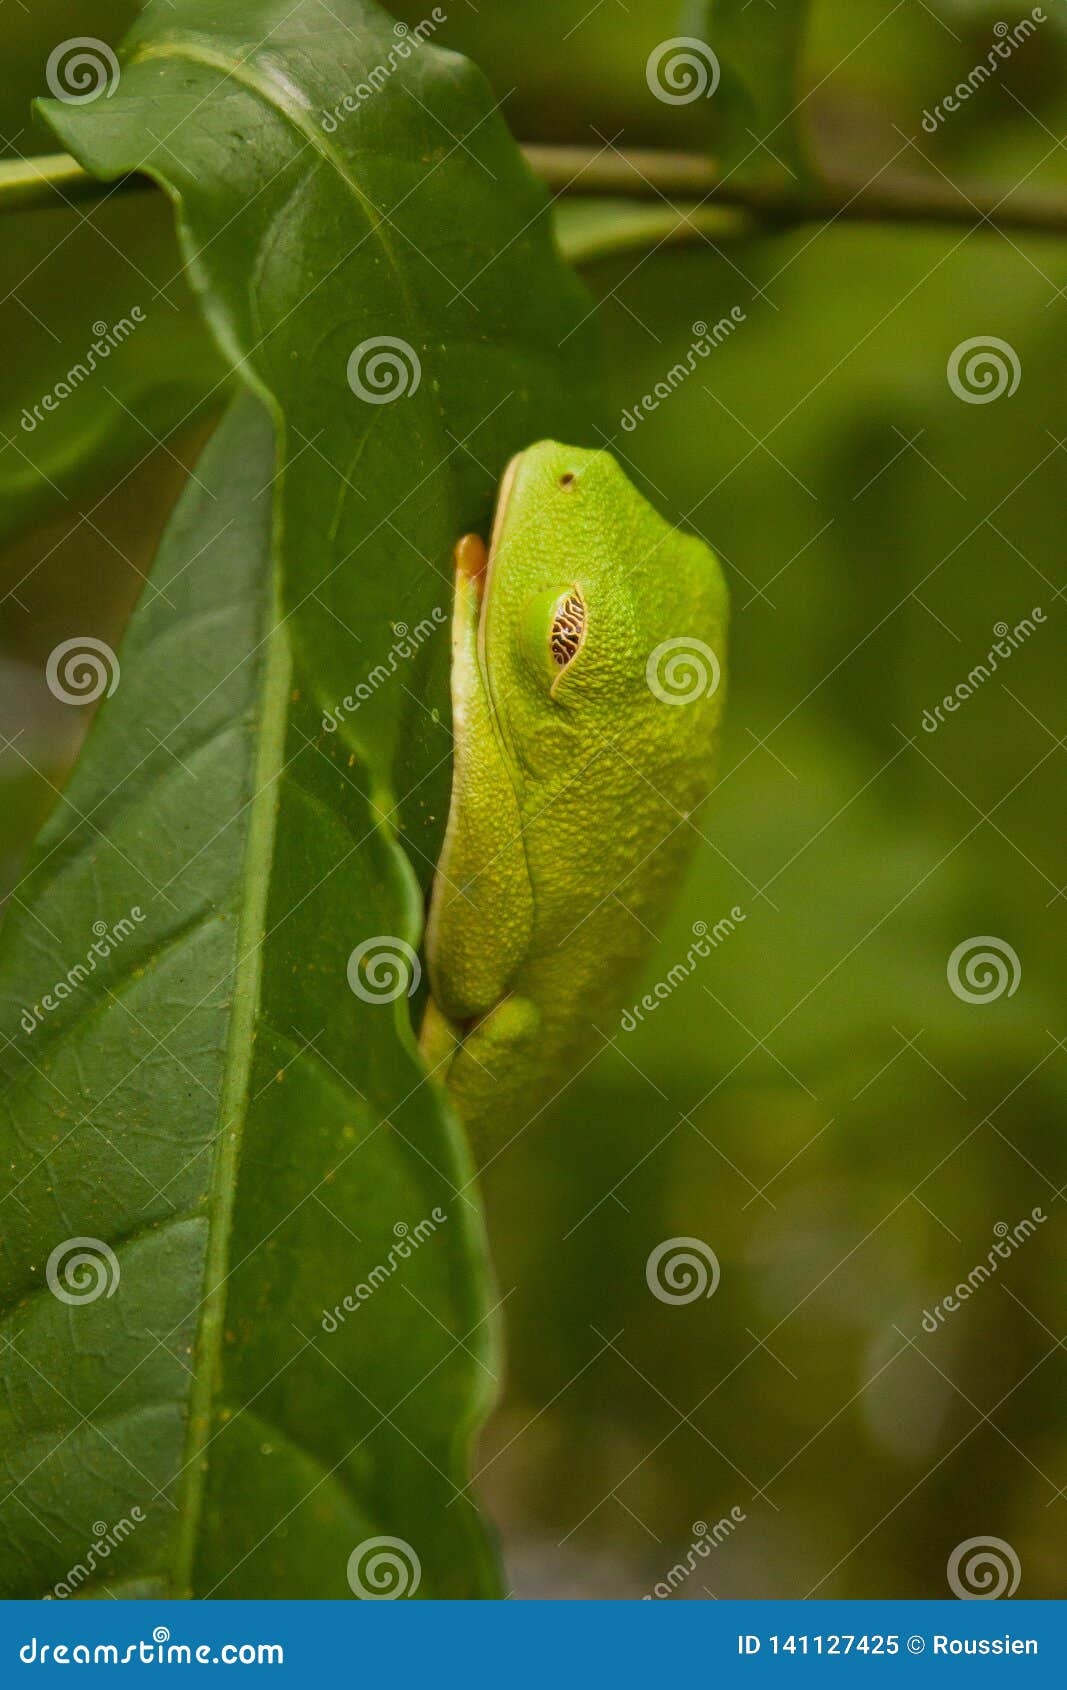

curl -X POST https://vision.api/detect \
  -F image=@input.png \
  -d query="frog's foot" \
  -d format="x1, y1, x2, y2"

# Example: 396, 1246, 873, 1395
421, 993, 542, 1153
418, 993, 463, 1084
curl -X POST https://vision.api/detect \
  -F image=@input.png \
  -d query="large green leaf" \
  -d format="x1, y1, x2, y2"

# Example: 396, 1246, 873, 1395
0, 395, 497, 1598
38, 0, 602, 847
1, 0, 603, 1597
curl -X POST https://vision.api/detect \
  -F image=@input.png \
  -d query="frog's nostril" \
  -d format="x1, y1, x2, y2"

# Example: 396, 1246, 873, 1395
559, 472, 576, 488
550, 590, 586, 668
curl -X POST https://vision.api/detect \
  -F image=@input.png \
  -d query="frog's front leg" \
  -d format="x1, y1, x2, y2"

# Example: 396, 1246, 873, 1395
422, 533, 533, 1025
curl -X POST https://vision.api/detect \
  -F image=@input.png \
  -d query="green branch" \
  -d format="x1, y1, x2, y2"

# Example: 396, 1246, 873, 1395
5, 146, 1067, 241
0, 152, 141, 210
524, 145, 1067, 238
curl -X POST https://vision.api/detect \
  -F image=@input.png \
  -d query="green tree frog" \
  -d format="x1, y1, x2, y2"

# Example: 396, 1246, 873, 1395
420, 440, 728, 1148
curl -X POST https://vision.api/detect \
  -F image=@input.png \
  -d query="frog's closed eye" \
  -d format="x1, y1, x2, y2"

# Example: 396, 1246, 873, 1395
518, 584, 588, 692
549, 590, 586, 670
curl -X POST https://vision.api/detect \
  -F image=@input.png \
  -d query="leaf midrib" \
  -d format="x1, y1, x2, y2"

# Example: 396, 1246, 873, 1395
171, 588, 292, 1596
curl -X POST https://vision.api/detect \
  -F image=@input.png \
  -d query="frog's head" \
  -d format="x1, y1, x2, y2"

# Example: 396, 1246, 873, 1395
479, 440, 727, 786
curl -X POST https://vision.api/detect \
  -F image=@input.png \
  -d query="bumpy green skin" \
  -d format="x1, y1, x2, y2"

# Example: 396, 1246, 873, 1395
420, 441, 728, 1148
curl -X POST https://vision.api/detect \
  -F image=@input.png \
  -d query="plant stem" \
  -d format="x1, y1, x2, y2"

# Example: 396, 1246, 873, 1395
524, 144, 1067, 238
0, 152, 138, 210
6, 145, 1067, 240
554, 202, 751, 268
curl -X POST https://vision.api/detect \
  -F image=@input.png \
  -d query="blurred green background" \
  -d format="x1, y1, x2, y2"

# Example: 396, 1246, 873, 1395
3, 0, 1065, 1598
